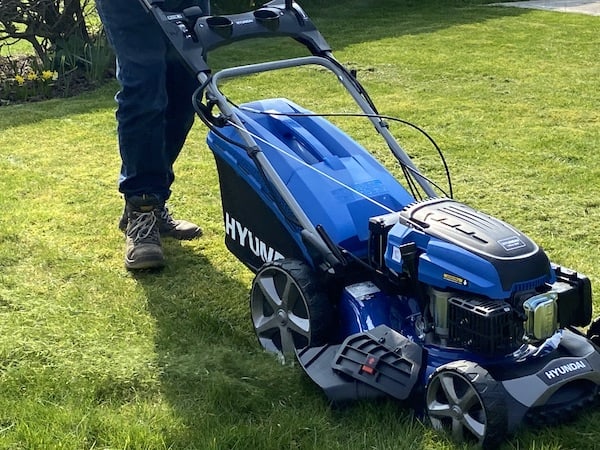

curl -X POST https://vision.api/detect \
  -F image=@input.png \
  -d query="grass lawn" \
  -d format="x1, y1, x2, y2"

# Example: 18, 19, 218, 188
1, 1, 599, 448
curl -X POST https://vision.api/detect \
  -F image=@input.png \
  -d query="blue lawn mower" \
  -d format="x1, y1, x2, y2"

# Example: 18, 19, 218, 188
142, 0, 600, 446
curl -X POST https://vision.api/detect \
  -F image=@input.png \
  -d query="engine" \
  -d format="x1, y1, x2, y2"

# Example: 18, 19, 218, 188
369, 198, 593, 357
428, 287, 560, 355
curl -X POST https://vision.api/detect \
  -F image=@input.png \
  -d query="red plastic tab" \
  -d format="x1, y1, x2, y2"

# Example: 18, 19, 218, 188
360, 355, 379, 375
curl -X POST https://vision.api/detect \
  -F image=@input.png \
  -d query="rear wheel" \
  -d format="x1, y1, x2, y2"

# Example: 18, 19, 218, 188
250, 259, 332, 361
425, 360, 507, 449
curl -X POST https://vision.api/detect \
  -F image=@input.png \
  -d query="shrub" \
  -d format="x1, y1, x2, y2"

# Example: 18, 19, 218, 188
0, 1, 113, 104
0, 0, 93, 66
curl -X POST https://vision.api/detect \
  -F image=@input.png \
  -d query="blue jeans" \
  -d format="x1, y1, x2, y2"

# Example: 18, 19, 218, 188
96, 0, 198, 201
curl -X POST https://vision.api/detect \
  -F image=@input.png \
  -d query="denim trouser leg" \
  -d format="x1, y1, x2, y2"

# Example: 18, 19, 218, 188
96, 0, 197, 202
164, 50, 197, 173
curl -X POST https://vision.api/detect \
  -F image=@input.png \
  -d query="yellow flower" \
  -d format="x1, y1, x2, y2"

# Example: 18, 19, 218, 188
15, 75, 25, 85
42, 70, 54, 80
27, 72, 38, 81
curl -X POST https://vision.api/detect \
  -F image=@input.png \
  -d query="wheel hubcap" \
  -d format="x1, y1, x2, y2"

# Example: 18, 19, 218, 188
277, 309, 288, 325
250, 267, 311, 360
450, 405, 463, 418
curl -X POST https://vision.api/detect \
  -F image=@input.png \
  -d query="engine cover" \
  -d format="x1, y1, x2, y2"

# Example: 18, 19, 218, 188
398, 198, 552, 294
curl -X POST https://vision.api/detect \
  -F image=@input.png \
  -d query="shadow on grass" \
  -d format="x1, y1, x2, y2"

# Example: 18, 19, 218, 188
130, 239, 277, 442
132, 239, 253, 352
302, 0, 527, 51
0, 1, 527, 131
130, 239, 432, 448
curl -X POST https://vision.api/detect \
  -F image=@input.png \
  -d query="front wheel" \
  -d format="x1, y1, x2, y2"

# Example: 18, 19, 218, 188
425, 360, 507, 449
250, 259, 332, 361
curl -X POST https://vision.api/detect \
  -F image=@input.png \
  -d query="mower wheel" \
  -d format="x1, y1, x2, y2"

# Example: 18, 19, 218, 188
425, 360, 507, 449
250, 259, 332, 362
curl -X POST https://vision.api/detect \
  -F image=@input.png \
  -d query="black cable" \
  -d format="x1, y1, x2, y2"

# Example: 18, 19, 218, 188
192, 79, 250, 153
324, 53, 381, 116
192, 83, 304, 229
236, 107, 454, 199
194, 79, 453, 198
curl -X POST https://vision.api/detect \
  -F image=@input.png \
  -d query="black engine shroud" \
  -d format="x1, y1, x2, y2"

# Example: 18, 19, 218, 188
398, 199, 553, 293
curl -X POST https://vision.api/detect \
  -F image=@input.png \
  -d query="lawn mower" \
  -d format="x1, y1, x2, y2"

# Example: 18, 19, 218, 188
141, 0, 600, 446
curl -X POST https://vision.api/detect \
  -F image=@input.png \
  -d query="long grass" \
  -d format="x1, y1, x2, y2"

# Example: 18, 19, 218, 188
1, 1, 599, 449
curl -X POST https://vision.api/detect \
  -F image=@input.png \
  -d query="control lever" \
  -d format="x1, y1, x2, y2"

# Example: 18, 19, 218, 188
185, 4, 210, 19
182, 5, 206, 30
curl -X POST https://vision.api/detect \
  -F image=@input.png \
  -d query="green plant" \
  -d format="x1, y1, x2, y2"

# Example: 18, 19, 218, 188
0, 30, 112, 103
47, 30, 113, 96
0, 1, 111, 103
0, 54, 58, 103
81, 29, 113, 84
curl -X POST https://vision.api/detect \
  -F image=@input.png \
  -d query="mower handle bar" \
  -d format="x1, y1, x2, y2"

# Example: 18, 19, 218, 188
138, 0, 331, 74
138, 0, 438, 268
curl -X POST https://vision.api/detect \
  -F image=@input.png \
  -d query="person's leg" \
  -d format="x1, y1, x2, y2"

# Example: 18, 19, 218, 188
155, 50, 203, 240
98, 0, 201, 269
164, 49, 197, 182
115, 53, 202, 241
97, 0, 170, 269
98, 0, 172, 200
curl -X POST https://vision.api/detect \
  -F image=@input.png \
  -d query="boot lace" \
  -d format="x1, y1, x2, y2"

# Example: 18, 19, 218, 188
158, 206, 177, 228
127, 211, 160, 244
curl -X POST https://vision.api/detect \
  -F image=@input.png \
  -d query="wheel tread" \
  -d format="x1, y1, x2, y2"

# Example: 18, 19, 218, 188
426, 360, 508, 449
250, 259, 333, 358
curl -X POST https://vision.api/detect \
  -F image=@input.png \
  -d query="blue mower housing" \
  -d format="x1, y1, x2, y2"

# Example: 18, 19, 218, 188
208, 98, 414, 271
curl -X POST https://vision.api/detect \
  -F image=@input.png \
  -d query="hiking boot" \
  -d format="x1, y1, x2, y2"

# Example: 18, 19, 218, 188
124, 195, 165, 270
119, 203, 202, 240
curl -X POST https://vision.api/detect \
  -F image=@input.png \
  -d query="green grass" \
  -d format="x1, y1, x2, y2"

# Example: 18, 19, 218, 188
1, 1, 599, 448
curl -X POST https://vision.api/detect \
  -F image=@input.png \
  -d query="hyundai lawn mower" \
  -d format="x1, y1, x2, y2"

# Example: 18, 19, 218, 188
141, 0, 600, 447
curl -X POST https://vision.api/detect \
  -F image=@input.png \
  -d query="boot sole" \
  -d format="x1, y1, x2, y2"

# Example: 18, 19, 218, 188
161, 228, 203, 240
125, 256, 166, 270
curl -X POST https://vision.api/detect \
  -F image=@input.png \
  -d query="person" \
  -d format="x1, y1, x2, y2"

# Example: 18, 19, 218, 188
96, 0, 207, 270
